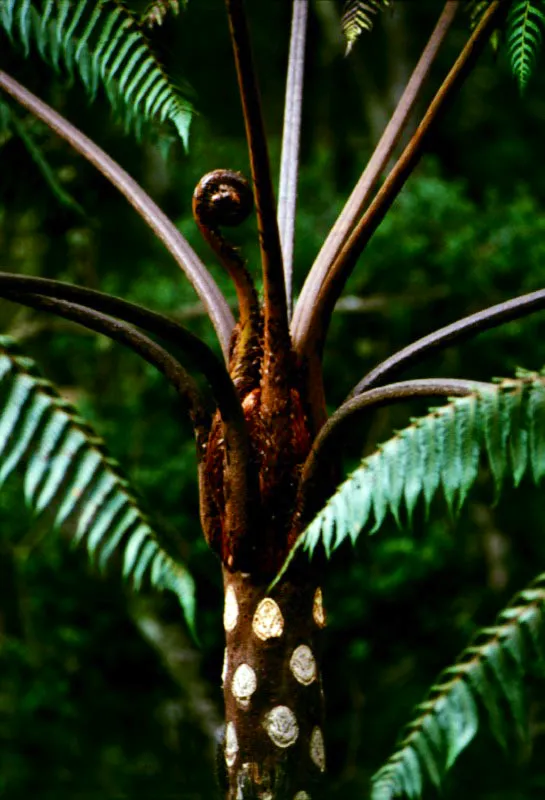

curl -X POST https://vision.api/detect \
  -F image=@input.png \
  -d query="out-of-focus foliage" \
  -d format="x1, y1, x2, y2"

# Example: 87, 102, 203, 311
2, 2, 545, 798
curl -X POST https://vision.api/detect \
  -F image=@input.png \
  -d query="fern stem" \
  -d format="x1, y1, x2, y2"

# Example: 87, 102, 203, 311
294, 378, 490, 536
224, 0, 293, 421
0, 273, 243, 427
291, 0, 459, 344
292, 0, 505, 374
350, 287, 545, 397
2, 291, 212, 448
0, 71, 235, 358
278, 0, 309, 319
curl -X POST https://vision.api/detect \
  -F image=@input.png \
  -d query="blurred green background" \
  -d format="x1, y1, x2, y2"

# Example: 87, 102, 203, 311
2, 1, 545, 797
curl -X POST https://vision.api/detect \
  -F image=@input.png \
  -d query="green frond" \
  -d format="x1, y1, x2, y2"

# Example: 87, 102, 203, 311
341, 0, 390, 54
289, 372, 545, 568
506, 0, 545, 90
0, 0, 193, 147
370, 572, 545, 800
0, 336, 195, 632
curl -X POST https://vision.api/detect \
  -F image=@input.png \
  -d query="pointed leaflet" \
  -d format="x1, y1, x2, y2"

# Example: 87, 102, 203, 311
0, 337, 195, 628
449, 393, 481, 513
403, 419, 424, 524
506, 379, 529, 486
419, 412, 441, 515
441, 680, 479, 769
481, 385, 510, 495
528, 377, 545, 482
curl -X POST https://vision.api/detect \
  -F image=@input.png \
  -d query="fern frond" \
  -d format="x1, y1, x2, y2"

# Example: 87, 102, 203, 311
294, 373, 545, 562
0, 336, 195, 631
371, 572, 545, 799
507, 0, 545, 90
0, 0, 193, 146
341, 0, 390, 54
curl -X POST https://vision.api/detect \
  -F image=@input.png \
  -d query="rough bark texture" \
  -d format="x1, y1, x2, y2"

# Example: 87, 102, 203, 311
220, 568, 326, 799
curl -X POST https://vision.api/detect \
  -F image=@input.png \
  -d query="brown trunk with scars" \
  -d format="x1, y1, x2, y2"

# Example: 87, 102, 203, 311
221, 568, 326, 799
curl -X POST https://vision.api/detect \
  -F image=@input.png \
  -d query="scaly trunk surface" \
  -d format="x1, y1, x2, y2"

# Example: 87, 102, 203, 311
220, 568, 326, 799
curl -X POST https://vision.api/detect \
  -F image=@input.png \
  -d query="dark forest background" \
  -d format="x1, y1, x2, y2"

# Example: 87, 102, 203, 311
2, 2, 545, 797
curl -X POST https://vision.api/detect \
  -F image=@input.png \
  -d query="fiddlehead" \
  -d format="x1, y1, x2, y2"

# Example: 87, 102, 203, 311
193, 170, 263, 567
193, 169, 262, 396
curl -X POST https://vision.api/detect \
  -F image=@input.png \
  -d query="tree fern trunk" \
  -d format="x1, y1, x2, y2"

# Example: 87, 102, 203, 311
220, 568, 326, 799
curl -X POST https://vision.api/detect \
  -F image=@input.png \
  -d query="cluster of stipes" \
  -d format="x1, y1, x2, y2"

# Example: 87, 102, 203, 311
220, 571, 327, 799
2, 3, 544, 799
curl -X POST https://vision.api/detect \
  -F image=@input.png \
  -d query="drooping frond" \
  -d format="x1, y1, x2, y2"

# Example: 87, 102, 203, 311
506, 0, 545, 90
0, 0, 193, 145
0, 336, 195, 631
292, 372, 545, 562
371, 571, 545, 799
341, 0, 390, 54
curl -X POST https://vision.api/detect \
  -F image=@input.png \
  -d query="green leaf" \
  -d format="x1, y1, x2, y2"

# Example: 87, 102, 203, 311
507, 0, 545, 91
0, 336, 196, 629
288, 375, 545, 566
0, 0, 194, 147
371, 573, 545, 799
341, 0, 390, 54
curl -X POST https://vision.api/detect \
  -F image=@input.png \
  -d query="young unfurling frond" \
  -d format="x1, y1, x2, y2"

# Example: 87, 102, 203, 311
0, 97, 83, 213
0, 336, 196, 631
0, 0, 193, 145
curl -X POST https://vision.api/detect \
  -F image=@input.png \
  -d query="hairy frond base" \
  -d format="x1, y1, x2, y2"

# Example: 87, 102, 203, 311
0, 97, 84, 213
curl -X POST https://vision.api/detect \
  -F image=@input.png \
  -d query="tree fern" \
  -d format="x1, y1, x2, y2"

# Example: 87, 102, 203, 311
370, 572, 545, 799
341, 0, 390, 54
290, 372, 545, 565
0, 335, 195, 631
0, 0, 193, 145
506, 0, 545, 90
